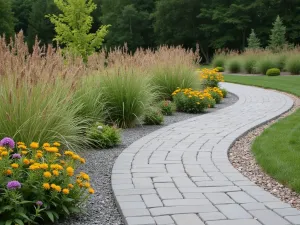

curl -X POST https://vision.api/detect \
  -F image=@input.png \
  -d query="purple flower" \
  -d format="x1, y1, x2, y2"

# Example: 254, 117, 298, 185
12, 153, 21, 159
36, 201, 43, 206
7, 181, 21, 190
0, 137, 15, 149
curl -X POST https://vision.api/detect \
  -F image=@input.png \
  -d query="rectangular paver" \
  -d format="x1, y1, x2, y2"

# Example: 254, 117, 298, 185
142, 194, 163, 208
205, 193, 234, 204
157, 188, 183, 199
172, 214, 205, 225
163, 199, 212, 206
216, 204, 252, 219
199, 212, 226, 221
227, 191, 257, 203
250, 209, 290, 225
126, 216, 156, 225
154, 216, 174, 225
150, 205, 218, 216
207, 219, 262, 225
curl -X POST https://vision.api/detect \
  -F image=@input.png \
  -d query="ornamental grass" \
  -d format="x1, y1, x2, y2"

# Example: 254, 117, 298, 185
0, 137, 94, 224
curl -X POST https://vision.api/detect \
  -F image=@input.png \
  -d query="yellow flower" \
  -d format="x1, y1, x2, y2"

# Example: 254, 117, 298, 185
52, 170, 59, 176
62, 188, 69, 194
55, 153, 61, 157
40, 163, 49, 170
35, 153, 43, 159
11, 163, 19, 169
43, 171, 52, 178
72, 154, 80, 160
88, 188, 95, 194
53, 142, 61, 147
44, 147, 59, 153
5, 169, 12, 175
17, 142, 25, 145
23, 158, 30, 165
21, 151, 28, 155
82, 173, 90, 181
1, 151, 8, 156
80, 158, 86, 164
68, 184, 74, 189
18, 145, 27, 150
0, 157, 2, 160
30, 142, 39, 149
66, 167, 74, 176
54, 185, 61, 192
60, 160, 66, 165
43, 143, 50, 148
51, 183, 56, 189
84, 182, 91, 188
30, 159, 35, 164
43, 183, 50, 190
64, 150, 74, 156
50, 164, 63, 170
76, 179, 82, 184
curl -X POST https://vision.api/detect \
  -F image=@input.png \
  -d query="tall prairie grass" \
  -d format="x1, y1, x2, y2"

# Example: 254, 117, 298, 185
213, 48, 300, 75
0, 32, 199, 146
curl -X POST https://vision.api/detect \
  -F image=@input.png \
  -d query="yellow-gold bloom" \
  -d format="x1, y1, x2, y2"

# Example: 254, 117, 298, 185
23, 158, 30, 165
30, 142, 39, 149
1, 151, 8, 156
62, 188, 69, 194
88, 188, 95, 194
53, 170, 59, 176
53, 142, 61, 147
68, 184, 74, 189
11, 163, 19, 169
66, 167, 74, 176
43, 183, 50, 190
5, 169, 12, 175
43, 171, 52, 178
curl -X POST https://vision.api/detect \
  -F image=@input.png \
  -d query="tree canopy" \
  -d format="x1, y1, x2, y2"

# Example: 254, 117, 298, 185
4, 0, 300, 61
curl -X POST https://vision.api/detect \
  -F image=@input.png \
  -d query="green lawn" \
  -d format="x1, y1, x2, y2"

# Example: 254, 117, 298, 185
224, 75, 300, 97
224, 74, 300, 193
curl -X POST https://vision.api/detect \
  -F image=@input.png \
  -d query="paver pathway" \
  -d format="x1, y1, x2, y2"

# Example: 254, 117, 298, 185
112, 83, 300, 225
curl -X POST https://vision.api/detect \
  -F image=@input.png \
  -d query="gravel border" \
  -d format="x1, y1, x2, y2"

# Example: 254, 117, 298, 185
58, 93, 238, 225
229, 91, 300, 210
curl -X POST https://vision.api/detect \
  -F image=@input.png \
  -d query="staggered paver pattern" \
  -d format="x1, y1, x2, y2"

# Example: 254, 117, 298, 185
112, 83, 300, 225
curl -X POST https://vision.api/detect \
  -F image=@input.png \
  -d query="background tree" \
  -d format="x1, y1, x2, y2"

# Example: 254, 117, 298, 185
268, 15, 287, 51
27, 0, 58, 47
47, 0, 110, 61
247, 29, 261, 49
11, 0, 33, 36
0, 0, 15, 37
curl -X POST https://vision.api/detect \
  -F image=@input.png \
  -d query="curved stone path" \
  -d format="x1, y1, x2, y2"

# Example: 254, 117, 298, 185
112, 83, 300, 225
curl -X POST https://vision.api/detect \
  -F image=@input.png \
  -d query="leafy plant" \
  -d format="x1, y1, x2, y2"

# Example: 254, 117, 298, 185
266, 68, 280, 76
221, 88, 228, 98
199, 68, 224, 88
0, 138, 94, 224
86, 122, 121, 148
215, 67, 224, 72
172, 88, 214, 113
205, 87, 224, 104
143, 107, 164, 125
47, 0, 110, 61
158, 100, 176, 116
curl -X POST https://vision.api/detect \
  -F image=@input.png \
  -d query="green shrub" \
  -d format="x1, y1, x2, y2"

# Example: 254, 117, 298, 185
0, 138, 94, 224
266, 68, 281, 76
151, 65, 198, 100
221, 88, 228, 98
212, 54, 226, 67
257, 57, 276, 74
158, 100, 176, 116
86, 122, 121, 148
243, 57, 257, 74
0, 77, 87, 149
274, 54, 287, 71
143, 107, 164, 125
99, 68, 158, 128
172, 88, 214, 113
286, 56, 300, 75
227, 58, 242, 73
215, 67, 224, 72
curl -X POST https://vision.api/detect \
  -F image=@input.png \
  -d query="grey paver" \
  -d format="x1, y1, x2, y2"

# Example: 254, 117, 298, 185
250, 209, 290, 225
205, 193, 234, 204
154, 215, 174, 225
207, 219, 262, 225
172, 214, 205, 225
150, 205, 218, 216
126, 216, 156, 225
227, 191, 257, 203
285, 215, 300, 224
156, 188, 183, 199
216, 204, 252, 219
199, 212, 226, 221
142, 194, 163, 208
111, 83, 296, 225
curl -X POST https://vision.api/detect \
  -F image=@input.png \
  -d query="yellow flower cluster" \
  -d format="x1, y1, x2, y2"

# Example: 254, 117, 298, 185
172, 88, 213, 101
199, 68, 224, 82
65, 150, 86, 164
205, 87, 224, 98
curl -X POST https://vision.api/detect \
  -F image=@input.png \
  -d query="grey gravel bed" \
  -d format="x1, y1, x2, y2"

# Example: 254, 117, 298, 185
58, 93, 238, 225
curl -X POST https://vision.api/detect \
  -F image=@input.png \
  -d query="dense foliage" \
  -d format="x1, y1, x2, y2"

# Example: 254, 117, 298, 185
1, 0, 300, 60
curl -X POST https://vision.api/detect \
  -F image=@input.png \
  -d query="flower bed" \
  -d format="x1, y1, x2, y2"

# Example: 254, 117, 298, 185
0, 137, 94, 224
